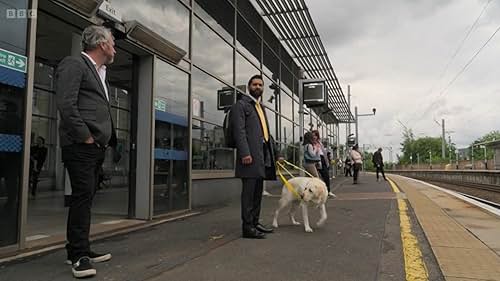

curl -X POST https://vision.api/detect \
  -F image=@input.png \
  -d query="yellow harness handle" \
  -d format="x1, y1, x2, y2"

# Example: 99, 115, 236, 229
276, 160, 315, 200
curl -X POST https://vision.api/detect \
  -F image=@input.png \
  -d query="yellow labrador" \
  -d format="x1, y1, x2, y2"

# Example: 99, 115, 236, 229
272, 177, 328, 233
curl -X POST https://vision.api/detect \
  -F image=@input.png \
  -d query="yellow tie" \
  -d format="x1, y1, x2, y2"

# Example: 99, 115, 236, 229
255, 102, 269, 142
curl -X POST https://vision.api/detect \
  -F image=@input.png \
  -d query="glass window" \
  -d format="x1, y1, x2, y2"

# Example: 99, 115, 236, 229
236, 15, 261, 66
262, 75, 278, 110
153, 60, 189, 214
263, 44, 279, 81
192, 17, 233, 83
264, 24, 280, 53
280, 91, 293, 120
192, 119, 234, 170
294, 100, 300, 124
192, 67, 230, 125
281, 118, 293, 146
236, 51, 259, 89
194, 0, 235, 43
293, 123, 300, 145
281, 65, 294, 95
266, 109, 277, 141
34, 63, 54, 91
0, 0, 28, 54
237, 0, 261, 33
113, 0, 189, 55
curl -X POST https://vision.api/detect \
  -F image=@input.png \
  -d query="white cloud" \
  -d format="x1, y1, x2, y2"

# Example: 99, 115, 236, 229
307, 0, 500, 159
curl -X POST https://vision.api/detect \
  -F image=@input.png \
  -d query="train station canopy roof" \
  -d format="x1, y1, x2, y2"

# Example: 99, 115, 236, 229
252, 0, 354, 124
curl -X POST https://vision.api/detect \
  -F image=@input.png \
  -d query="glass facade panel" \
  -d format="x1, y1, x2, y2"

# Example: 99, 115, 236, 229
262, 75, 278, 110
263, 44, 279, 81
236, 15, 261, 66
113, 0, 190, 55
193, 17, 233, 83
280, 91, 293, 120
266, 109, 277, 141
194, 0, 235, 43
235, 51, 259, 90
154, 60, 189, 215
0, 0, 28, 248
192, 120, 234, 170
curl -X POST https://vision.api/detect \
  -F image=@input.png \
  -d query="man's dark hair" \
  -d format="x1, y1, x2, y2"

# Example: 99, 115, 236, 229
247, 74, 264, 88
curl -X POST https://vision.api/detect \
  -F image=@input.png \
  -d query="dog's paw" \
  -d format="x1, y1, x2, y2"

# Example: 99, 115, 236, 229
316, 220, 326, 227
272, 221, 279, 228
292, 221, 301, 225
305, 227, 314, 233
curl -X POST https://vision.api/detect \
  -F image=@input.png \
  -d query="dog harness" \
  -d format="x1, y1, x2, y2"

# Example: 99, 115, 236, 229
276, 160, 315, 200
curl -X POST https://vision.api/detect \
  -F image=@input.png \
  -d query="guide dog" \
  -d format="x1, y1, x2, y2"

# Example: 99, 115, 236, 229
272, 177, 328, 233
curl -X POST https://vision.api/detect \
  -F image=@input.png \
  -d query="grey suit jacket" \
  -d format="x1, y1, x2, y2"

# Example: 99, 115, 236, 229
55, 54, 116, 148
231, 95, 277, 179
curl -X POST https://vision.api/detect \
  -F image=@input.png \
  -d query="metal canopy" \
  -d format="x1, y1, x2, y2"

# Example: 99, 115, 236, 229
252, 0, 354, 124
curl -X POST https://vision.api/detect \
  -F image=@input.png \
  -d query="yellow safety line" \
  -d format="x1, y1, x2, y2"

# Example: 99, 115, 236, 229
387, 177, 429, 281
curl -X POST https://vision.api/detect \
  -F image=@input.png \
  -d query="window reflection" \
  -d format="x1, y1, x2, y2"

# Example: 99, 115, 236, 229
194, 0, 234, 42
154, 60, 189, 214
236, 52, 259, 88
237, 15, 261, 66
262, 75, 278, 110
113, 0, 189, 55
263, 44, 279, 81
192, 17, 233, 83
280, 91, 293, 120
192, 120, 234, 170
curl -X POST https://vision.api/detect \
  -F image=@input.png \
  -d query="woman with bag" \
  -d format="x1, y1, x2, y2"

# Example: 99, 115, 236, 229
303, 132, 321, 177
350, 144, 363, 184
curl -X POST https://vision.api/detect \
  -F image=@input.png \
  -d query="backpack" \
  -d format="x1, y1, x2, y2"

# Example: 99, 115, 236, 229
223, 107, 236, 148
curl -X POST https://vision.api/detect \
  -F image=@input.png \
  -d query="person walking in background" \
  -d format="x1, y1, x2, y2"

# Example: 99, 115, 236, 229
231, 74, 277, 239
350, 144, 363, 184
56, 25, 117, 278
344, 156, 352, 177
303, 131, 321, 178
311, 130, 335, 197
372, 148, 387, 182
29, 136, 48, 198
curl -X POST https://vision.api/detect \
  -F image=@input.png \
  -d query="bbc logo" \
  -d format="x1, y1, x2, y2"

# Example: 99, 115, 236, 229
6, 9, 37, 19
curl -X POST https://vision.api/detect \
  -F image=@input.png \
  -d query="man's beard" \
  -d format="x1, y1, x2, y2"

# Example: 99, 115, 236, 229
105, 55, 114, 65
249, 89, 263, 98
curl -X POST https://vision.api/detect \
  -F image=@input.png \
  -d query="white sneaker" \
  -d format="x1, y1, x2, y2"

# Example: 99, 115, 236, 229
262, 190, 272, 196
328, 192, 337, 198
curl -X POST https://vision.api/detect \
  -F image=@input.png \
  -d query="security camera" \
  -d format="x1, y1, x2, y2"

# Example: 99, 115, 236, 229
372, 108, 376, 115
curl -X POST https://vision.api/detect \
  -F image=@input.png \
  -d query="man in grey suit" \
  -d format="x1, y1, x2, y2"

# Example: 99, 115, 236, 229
231, 74, 278, 239
55, 25, 116, 278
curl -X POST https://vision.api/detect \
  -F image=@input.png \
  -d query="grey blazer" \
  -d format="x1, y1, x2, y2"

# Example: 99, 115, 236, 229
231, 95, 277, 179
55, 54, 116, 148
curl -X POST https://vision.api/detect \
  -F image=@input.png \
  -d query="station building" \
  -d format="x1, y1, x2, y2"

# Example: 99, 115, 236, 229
0, 0, 352, 256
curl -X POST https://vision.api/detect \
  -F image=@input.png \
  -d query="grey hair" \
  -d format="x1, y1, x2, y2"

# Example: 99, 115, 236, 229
81, 25, 112, 51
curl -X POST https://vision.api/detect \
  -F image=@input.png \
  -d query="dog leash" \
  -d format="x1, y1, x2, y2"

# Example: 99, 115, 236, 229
276, 160, 315, 200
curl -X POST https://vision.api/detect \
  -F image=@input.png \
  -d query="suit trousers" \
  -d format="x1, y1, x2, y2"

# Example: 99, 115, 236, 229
241, 178, 264, 231
62, 143, 105, 262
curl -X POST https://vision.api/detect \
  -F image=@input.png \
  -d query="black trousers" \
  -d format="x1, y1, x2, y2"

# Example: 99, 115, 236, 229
241, 178, 264, 231
62, 143, 105, 262
344, 166, 352, 177
353, 163, 362, 183
319, 167, 331, 192
376, 165, 386, 179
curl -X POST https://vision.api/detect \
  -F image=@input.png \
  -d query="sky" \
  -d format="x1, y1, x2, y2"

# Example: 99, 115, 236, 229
306, 0, 500, 160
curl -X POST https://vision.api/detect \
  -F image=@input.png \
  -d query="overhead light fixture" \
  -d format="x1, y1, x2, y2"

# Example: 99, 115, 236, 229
52, 0, 104, 18
125, 21, 187, 64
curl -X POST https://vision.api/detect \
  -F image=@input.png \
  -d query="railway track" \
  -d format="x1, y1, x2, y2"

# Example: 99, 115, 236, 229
424, 179, 500, 206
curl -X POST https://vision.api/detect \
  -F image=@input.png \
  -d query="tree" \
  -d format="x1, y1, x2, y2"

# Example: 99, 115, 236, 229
399, 128, 456, 165
470, 130, 500, 160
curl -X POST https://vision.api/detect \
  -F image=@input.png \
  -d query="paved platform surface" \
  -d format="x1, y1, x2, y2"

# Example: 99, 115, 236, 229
390, 174, 500, 281
0, 174, 456, 281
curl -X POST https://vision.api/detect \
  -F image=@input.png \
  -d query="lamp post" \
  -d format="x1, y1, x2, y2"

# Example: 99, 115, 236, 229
410, 155, 413, 169
354, 106, 376, 146
471, 145, 474, 170
481, 145, 487, 169
429, 150, 432, 169
456, 149, 459, 169
417, 153, 420, 168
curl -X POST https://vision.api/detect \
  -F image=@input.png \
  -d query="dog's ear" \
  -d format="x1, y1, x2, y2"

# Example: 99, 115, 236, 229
312, 180, 328, 205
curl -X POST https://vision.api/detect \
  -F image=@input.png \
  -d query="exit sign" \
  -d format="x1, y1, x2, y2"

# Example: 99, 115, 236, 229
0, 48, 27, 73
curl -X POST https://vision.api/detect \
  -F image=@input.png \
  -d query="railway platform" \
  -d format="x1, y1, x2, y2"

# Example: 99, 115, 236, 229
1, 173, 499, 281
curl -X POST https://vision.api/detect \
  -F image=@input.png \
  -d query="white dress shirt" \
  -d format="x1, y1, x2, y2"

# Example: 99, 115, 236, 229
81, 52, 109, 101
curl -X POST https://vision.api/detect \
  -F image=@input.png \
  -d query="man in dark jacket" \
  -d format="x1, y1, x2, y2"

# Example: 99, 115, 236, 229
55, 25, 117, 278
231, 74, 277, 239
372, 148, 387, 182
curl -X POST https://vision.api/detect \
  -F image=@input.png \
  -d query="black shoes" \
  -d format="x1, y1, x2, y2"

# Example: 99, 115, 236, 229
255, 223, 274, 233
66, 251, 112, 265
242, 227, 266, 239
72, 257, 96, 278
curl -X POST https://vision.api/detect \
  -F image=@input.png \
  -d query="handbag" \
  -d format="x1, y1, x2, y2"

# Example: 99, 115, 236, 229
304, 144, 321, 163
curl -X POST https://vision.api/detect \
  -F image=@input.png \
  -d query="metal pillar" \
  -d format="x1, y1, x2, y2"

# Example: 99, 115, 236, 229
441, 119, 446, 159
355, 106, 359, 145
